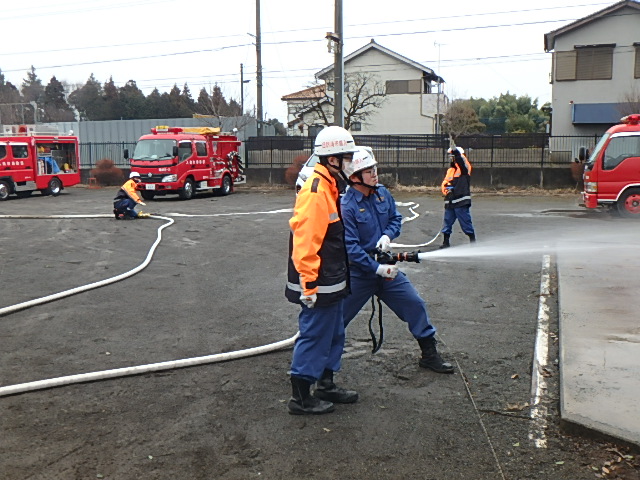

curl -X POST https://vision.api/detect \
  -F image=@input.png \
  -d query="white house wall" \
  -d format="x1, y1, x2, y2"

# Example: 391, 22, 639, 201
341, 49, 440, 135
551, 7, 640, 136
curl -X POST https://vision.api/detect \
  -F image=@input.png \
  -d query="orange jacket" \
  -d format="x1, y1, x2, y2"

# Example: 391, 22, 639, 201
285, 163, 349, 306
441, 153, 472, 196
120, 179, 142, 203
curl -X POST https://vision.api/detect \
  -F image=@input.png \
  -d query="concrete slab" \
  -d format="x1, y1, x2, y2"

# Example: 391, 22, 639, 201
558, 248, 640, 447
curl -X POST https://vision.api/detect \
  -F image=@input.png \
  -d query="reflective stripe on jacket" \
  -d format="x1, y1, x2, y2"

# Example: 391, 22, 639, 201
114, 179, 142, 203
285, 163, 349, 307
442, 153, 472, 209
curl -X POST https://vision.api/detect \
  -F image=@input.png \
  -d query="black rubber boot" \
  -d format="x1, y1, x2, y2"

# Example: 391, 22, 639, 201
313, 369, 359, 404
417, 336, 454, 374
113, 208, 120, 220
439, 233, 451, 249
467, 233, 476, 243
288, 376, 335, 415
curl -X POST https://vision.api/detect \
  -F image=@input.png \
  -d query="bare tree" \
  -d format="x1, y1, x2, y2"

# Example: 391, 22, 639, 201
441, 99, 486, 141
342, 72, 386, 130
618, 87, 640, 118
293, 72, 387, 131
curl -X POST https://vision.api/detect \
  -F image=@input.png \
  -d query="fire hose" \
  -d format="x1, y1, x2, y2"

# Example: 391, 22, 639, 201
0, 212, 298, 397
0, 206, 435, 397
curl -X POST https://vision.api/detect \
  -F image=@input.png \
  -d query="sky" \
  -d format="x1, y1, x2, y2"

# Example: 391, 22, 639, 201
0, 0, 617, 123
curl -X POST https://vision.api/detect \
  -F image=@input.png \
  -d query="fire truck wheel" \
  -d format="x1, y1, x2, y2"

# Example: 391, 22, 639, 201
141, 191, 156, 201
179, 178, 195, 200
42, 177, 63, 197
219, 175, 232, 196
616, 188, 640, 218
0, 180, 10, 200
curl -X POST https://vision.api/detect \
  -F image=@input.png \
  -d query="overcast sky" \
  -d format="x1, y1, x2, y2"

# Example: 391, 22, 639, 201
0, 0, 615, 122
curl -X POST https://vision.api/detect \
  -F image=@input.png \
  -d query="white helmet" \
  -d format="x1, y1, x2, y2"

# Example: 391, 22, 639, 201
313, 126, 358, 157
343, 146, 376, 178
129, 171, 141, 179
447, 146, 465, 155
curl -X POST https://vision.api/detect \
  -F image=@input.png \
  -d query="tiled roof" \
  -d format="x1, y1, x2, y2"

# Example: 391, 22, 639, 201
281, 84, 326, 101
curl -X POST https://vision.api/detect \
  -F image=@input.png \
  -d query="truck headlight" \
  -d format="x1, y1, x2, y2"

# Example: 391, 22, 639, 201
161, 174, 178, 182
584, 182, 598, 193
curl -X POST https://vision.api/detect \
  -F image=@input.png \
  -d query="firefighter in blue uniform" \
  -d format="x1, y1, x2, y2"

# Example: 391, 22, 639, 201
340, 147, 454, 373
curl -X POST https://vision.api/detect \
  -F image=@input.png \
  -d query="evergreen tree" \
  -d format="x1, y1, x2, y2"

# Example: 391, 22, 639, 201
20, 66, 45, 122
68, 74, 104, 121
195, 87, 211, 115
146, 88, 168, 118
181, 83, 196, 113
0, 68, 26, 124
42, 76, 76, 122
103, 77, 122, 120
469, 92, 549, 134
119, 80, 148, 119
211, 84, 229, 116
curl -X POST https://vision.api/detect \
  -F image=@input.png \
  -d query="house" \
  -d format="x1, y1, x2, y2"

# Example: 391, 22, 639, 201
281, 39, 446, 136
544, 0, 640, 136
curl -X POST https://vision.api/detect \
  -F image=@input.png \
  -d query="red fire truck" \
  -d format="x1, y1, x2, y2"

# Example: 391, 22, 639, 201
125, 126, 246, 200
580, 114, 640, 217
0, 124, 81, 200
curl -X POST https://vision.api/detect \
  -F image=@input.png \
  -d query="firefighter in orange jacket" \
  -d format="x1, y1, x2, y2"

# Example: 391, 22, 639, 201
284, 126, 358, 415
113, 171, 146, 219
440, 146, 476, 248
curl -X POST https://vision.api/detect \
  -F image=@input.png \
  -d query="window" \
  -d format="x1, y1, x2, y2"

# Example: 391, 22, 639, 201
178, 141, 192, 161
195, 142, 207, 156
386, 79, 423, 94
602, 135, 640, 170
555, 45, 614, 81
0, 146, 6, 159
555, 51, 577, 81
11, 145, 29, 158
351, 122, 362, 131
635, 44, 640, 79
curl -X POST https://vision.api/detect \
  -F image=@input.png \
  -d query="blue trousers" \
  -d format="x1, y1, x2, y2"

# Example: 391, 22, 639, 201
441, 206, 474, 235
343, 272, 435, 340
290, 300, 345, 382
114, 198, 138, 218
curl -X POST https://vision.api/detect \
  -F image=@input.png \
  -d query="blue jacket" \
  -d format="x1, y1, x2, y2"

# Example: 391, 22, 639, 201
341, 185, 402, 277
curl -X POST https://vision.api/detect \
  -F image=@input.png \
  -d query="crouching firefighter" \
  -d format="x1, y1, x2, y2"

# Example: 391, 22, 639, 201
284, 126, 359, 415
113, 171, 148, 219
340, 146, 454, 374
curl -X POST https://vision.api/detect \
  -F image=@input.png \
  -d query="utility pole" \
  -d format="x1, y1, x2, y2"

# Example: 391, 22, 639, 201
333, 0, 344, 127
255, 0, 263, 136
434, 41, 443, 135
240, 63, 250, 116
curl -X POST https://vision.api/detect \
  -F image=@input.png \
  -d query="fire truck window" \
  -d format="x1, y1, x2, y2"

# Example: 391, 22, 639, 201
0, 146, 5, 159
195, 142, 207, 156
603, 136, 640, 170
178, 142, 192, 161
12, 145, 29, 158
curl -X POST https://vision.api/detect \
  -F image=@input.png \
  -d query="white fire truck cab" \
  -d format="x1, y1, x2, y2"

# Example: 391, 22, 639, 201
125, 126, 246, 200
0, 124, 81, 200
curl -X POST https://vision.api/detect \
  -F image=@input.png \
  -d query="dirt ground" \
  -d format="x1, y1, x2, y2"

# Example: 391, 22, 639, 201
1, 186, 638, 480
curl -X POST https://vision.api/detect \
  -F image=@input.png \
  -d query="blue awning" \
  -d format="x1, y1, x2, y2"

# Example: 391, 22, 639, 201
572, 103, 624, 124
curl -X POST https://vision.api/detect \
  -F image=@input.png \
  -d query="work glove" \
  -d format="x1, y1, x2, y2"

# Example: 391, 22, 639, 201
375, 234, 391, 252
376, 264, 398, 279
139, 201, 146, 206
300, 293, 317, 309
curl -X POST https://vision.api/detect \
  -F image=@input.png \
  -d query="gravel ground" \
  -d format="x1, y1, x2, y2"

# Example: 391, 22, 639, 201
0, 185, 638, 480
